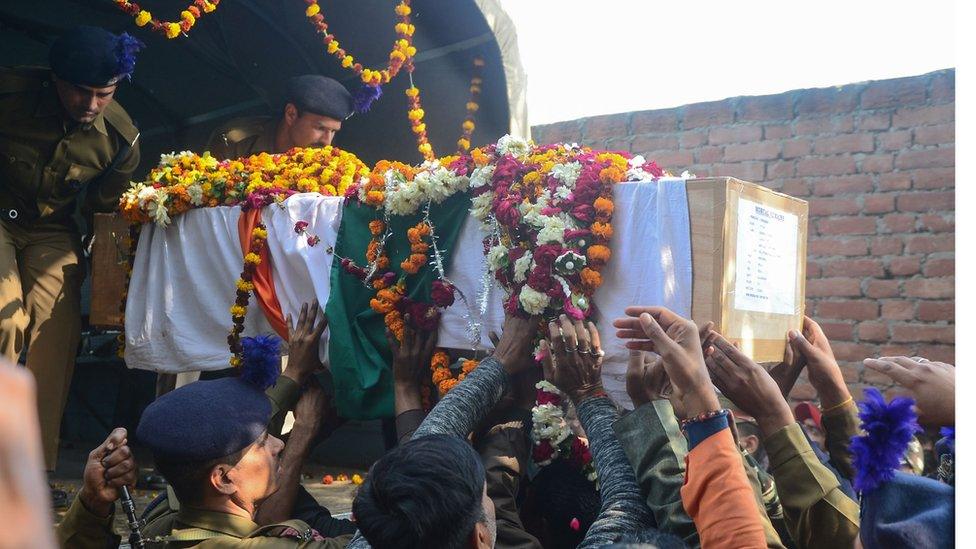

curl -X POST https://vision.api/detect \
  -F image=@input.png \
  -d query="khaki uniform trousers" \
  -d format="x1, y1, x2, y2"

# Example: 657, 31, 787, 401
0, 220, 83, 470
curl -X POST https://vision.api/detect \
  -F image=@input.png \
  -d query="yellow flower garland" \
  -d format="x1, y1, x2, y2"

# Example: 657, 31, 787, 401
114, 0, 219, 39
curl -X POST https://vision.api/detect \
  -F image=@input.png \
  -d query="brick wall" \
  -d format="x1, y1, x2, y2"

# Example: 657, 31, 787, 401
532, 69, 955, 399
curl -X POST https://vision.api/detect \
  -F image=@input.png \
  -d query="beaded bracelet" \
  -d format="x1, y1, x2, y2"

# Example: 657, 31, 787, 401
679, 408, 729, 430
821, 396, 854, 414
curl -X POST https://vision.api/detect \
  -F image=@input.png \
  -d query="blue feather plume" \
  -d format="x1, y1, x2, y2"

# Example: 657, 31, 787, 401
850, 388, 921, 493
939, 426, 955, 454
353, 83, 383, 113
115, 32, 146, 80
240, 334, 282, 390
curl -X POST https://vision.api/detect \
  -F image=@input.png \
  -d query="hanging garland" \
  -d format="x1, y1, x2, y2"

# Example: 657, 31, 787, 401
115, 223, 141, 358
304, 0, 417, 111
456, 57, 484, 153
228, 224, 268, 367
114, 0, 220, 39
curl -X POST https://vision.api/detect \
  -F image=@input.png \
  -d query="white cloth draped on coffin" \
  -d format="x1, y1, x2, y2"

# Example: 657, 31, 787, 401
438, 177, 693, 402
124, 181, 693, 405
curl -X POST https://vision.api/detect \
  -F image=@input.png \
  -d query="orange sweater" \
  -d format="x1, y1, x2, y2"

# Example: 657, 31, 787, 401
681, 427, 767, 548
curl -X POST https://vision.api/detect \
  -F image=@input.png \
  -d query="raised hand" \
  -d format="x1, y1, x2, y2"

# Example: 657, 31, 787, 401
862, 356, 955, 427
614, 306, 719, 417
492, 313, 543, 375
539, 315, 605, 403
283, 300, 329, 385
80, 428, 137, 517
788, 316, 850, 409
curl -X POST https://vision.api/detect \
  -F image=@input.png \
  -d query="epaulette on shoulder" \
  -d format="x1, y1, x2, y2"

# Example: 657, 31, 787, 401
102, 101, 140, 146
219, 117, 273, 145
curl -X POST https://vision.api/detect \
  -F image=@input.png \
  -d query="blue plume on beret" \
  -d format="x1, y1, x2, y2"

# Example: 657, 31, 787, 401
241, 334, 282, 390
115, 32, 145, 80
353, 83, 383, 114
850, 388, 921, 493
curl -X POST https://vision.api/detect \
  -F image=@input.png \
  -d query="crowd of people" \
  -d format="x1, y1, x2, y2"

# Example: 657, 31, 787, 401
1, 299, 956, 548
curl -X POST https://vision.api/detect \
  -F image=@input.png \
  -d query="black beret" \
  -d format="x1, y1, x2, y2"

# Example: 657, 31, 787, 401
136, 378, 271, 463
284, 75, 354, 120
49, 26, 144, 87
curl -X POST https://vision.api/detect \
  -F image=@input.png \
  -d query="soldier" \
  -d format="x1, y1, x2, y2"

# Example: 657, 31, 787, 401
0, 26, 143, 483
206, 74, 354, 160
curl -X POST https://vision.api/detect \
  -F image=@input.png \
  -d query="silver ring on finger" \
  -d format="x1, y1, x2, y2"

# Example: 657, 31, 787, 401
590, 348, 605, 357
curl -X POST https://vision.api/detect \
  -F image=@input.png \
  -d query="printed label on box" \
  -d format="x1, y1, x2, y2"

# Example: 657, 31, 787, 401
733, 198, 799, 315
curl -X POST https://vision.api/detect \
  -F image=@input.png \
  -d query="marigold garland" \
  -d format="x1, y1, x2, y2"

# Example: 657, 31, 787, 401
456, 57, 484, 153
228, 224, 268, 367
114, 0, 219, 39
405, 83, 434, 161
303, 0, 416, 88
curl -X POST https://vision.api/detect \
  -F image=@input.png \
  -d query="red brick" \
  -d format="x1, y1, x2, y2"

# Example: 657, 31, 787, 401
905, 234, 953, 254
797, 157, 858, 177
782, 138, 812, 159
812, 175, 874, 196
896, 191, 954, 212
839, 363, 861, 383
858, 321, 890, 342
878, 173, 912, 191
810, 198, 860, 216
680, 130, 707, 148
583, 114, 629, 140
880, 213, 916, 233
738, 94, 795, 121
605, 137, 632, 151
813, 134, 875, 155
806, 261, 823, 277
806, 277, 863, 297
822, 258, 884, 277
881, 300, 915, 320
781, 179, 812, 197
865, 279, 901, 298
684, 100, 735, 129
796, 85, 861, 115
764, 124, 791, 139
794, 115, 854, 136
909, 168, 955, 189
863, 195, 895, 214
918, 214, 954, 233
724, 141, 781, 162
533, 122, 582, 145
904, 278, 954, 299
915, 344, 955, 364
895, 148, 955, 170
917, 301, 955, 322
878, 344, 918, 358
631, 134, 679, 152
647, 150, 693, 168
860, 77, 928, 109
817, 216, 876, 235
856, 112, 891, 131
831, 342, 879, 362
877, 130, 913, 151
861, 367, 900, 386
817, 300, 879, 320
869, 237, 903, 255
820, 321, 855, 340
891, 324, 954, 344
708, 161, 765, 181
632, 109, 680, 133
892, 104, 954, 128
929, 71, 955, 104
914, 124, 954, 145
766, 160, 795, 179
808, 237, 869, 257
696, 146, 723, 163
923, 257, 954, 277
709, 125, 762, 145
859, 154, 894, 173
887, 256, 921, 276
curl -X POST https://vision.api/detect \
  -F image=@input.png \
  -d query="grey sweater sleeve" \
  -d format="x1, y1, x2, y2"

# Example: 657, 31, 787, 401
577, 395, 656, 548
345, 357, 511, 549
412, 356, 510, 440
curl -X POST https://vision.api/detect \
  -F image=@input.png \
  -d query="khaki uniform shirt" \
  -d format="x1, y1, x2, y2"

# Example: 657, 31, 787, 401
0, 67, 140, 231
205, 116, 278, 160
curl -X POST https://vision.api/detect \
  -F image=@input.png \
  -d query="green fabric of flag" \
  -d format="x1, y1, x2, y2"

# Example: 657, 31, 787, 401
326, 193, 472, 419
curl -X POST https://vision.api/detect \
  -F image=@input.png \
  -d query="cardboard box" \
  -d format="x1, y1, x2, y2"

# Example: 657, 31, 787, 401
686, 177, 809, 362
89, 213, 131, 328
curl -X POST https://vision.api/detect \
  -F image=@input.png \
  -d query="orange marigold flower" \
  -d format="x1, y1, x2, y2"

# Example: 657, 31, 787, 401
432, 369, 452, 384
594, 196, 614, 216
591, 222, 613, 239
461, 359, 478, 374
366, 190, 384, 206
370, 298, 393, 314
369, 220, 385, 235
372, 278, 388, 290
430, 351, 450, 369
581, 268, 603, 290
587, 245, 611, 265
377, 256, 390, 269
599, 166, 626, 184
